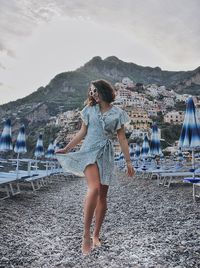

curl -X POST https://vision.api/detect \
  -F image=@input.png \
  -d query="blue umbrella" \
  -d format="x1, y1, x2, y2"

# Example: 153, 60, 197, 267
0, 119, 12, 151
34, 134, 44, 171
46, 141, 55, 159
34, 134, 44, 157
129, 143, 134, 162
14, 125, 27, 154
179, 97, 200, 148
45, 141, 55, 174
150, 123, 162, 157
179, 97, 200, 171
135, 143, 140, 159
141, 135, 150, 159
14, 125, 27, 176
134, 143, 140, 168
141, 135, 151, 170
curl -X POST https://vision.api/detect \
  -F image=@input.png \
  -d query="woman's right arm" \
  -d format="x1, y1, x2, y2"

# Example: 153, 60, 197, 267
56, 122, 88, 154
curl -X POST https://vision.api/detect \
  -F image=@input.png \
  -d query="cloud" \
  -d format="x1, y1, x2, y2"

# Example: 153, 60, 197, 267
0, 43, 15, 58
0, 0, 60, 58
0, 63, 6, 70
0, 0, 199, 70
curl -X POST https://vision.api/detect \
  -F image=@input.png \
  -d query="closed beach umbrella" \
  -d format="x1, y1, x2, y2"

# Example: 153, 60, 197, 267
14, 125, 27, 154
135, 143, 140, 159
150, 123, 162, 157
14, 125, 27, 175
134, 143, 140, 168
129, 143, 134, 162
141, 135, 150, 159
179, 96, 200, 170
34, 134, 44, 157
34, 134, 44, 171
0, 119, 12, 151
46, 141, 55, 159
141, 135, 151, 170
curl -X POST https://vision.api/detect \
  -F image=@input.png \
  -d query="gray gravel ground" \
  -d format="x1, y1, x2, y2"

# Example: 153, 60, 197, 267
0, 170, 200, 268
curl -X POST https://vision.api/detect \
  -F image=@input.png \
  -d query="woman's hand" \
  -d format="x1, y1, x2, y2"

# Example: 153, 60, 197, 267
55, 148, 68, 154
126, 162, 135, 177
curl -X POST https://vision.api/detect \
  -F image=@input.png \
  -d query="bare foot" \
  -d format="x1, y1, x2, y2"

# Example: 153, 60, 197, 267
92, 236, 102, 248
81, 236, 91, 255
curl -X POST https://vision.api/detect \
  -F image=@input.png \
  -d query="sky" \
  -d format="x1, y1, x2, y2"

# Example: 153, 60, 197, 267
0, 0, 200, 104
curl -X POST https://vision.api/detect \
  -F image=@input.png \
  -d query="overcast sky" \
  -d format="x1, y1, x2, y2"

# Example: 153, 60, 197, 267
0, 0, 199, 104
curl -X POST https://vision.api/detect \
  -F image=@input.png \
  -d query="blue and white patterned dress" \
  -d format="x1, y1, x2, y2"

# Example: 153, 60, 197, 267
56, 103, 130, 185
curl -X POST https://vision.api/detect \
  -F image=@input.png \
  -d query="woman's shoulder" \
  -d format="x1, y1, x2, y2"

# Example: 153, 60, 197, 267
112, 105, 125, 114
112, 105, 130, 121
80, 104, 92, 112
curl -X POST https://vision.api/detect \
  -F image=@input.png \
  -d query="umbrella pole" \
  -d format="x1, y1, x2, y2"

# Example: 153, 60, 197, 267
192, 150, 195, 178
16, 153, 19, 178
35, 156, 38, 171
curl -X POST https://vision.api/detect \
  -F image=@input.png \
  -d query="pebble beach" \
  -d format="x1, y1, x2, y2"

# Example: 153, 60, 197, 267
0, 169, 200, 268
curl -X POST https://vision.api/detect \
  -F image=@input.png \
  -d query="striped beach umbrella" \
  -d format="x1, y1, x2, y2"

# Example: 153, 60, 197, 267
14, 125, 27, 176
34, 134, 44, 157
134, 143, 140, 168
0, 119, 12, 151
135, 143, 141, 159
150, 123, 162, 157
141, 135, 151, 170
34, 134, 44, 171
46, 141, 55, 159
129, 143, 134, 162
14, 125, 27, 154
141, 135, 150, 159
179, 97, 200, 170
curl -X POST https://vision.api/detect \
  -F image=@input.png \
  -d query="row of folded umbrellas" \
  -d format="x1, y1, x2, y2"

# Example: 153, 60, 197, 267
115, 96, 200, 166
0, 117, 162, 161
0, 121, 59, 159
0, 96, 200, 163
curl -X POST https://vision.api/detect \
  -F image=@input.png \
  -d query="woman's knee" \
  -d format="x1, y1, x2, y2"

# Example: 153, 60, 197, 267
88, 185, 99, 196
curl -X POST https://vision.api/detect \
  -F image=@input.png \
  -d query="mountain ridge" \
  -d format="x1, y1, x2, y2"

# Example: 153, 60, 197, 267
0, 55, 199, 132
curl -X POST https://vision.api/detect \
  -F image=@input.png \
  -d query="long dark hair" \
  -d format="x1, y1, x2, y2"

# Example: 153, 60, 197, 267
84, 79, 116, 106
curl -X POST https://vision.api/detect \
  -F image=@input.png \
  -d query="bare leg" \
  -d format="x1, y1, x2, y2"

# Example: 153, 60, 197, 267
82, 163, 100, 255
93, 184, 109, 247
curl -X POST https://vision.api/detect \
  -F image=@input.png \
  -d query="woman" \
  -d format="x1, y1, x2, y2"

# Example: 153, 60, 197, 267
56, 79, 135, 255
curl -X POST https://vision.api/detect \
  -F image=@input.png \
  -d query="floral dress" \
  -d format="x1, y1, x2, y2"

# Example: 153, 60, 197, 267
56, 103, 130, 185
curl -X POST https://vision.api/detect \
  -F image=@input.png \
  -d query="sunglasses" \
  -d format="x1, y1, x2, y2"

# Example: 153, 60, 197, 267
89, 85, 98, 97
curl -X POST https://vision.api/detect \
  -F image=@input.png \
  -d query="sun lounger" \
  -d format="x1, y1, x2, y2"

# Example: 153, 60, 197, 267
182, 178, 200, 202
0, 169, 48, 199
0, 158, 64, 200
24, 174, 48, 191
159, 172, 199, 187
0, 176, 21, 200
193, 183, 200, 201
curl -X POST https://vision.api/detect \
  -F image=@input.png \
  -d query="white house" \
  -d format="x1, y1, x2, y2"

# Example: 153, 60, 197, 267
164, 111, 184, 124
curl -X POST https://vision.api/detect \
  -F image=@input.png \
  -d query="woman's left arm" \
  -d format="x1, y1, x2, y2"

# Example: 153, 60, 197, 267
117, 126, 135, 177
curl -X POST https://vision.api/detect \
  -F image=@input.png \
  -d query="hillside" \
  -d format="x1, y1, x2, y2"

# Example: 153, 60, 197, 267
1, 56, 200, 118
0, 56, 199, 153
